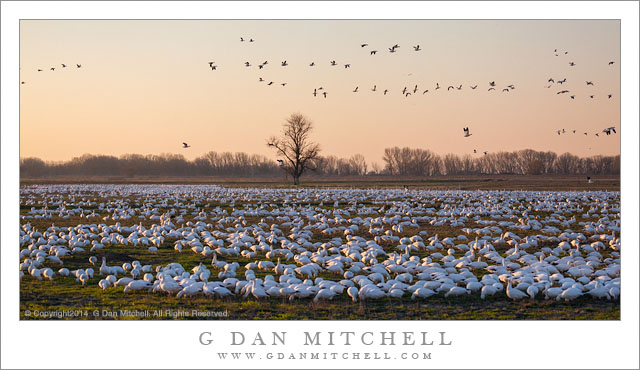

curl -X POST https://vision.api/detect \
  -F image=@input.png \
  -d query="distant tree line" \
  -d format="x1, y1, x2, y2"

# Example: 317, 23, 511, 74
382, 147, 620, 176
20, 148, 619, 179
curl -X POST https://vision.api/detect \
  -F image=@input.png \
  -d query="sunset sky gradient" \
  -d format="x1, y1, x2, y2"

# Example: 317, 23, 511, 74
19, 20, 620, 165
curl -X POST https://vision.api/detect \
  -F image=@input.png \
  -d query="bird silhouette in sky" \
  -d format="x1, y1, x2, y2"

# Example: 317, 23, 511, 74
413, 45, 421, 51
353, 87, 358, 92
470, 85, 477, 89
463, 127, 472, 137
370, 50, 377, 55
586, 81, 594, 86
361, 43, 368, 47
182, 142, 191, 148
281, 61, 288, 66
569, 62, 576, 66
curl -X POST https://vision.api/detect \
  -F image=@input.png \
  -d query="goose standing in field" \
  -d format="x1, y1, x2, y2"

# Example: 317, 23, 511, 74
506, 279, 528, 301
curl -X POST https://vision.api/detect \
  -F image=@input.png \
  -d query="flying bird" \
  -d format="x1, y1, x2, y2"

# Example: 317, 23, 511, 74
182, 142, 191, 148
586, 81, 594, 86
548, 78, 555, 83
570, 95, 575, 99
608, 94, 612, 99
323, 92, 327, 98
413, 45, 421, 51
473, 149, 477, 153
489, 81, 496, 87
50, 67, 55, 71
344, 64, 350, 68
353, 87, 358, 93
463, 127, 472, 137
76, 64, 81, 68
313, 89, 317, 97
361, 43, 368, 47
259, 77, 264, 82
483, 151, 488, 156
258, 64, 264, 69
267, 81, 274, 86
448, 85, 454, 91
61, 64, 66, 68
557, 90, 569, 94
245, 62, 251, 67
383, 89, 389, 95
558, 78, 567, 84
569, 62, 576, 66
488, 88, 495, 91
608, 61, 615, 65
456, 85, 462, 90
372, 85, 377, 92
240, 37, 245, 42
422, 90, 428, 94
281, 83, 287, 86
249, 38, 254, 42
37, 69, 42, 72
589, 95, 594, 99
370, 50, 377, 55
309, 62, 315, 66
470, 85, 477, 89
330, 60, 337, 66
435, 83, 441, 90
281, 61, 288, 66
502, 88, 510, 92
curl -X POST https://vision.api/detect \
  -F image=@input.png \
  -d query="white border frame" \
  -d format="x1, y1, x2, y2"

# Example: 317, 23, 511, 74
2, 2, 638, 369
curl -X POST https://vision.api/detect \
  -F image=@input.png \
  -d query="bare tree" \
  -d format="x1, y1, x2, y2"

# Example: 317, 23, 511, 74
267, 113, 321, 185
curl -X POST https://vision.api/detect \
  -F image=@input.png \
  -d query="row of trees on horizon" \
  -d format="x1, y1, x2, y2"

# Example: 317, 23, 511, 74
20, 148, 620, 178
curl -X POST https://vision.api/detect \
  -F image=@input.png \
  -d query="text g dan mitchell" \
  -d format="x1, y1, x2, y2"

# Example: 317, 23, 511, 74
199, 331, 452, 346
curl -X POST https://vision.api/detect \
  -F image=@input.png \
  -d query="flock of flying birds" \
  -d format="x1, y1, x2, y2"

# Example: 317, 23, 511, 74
206, 38, 516, 99
23, 38, 618, 156
20, 63, 82, 84
545, 48, 618, 139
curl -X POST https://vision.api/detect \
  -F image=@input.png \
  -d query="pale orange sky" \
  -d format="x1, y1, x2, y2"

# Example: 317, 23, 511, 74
19, 20, 620, 165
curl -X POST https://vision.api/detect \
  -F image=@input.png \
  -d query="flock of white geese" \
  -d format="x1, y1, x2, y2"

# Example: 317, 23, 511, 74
20, 185, 620, 303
